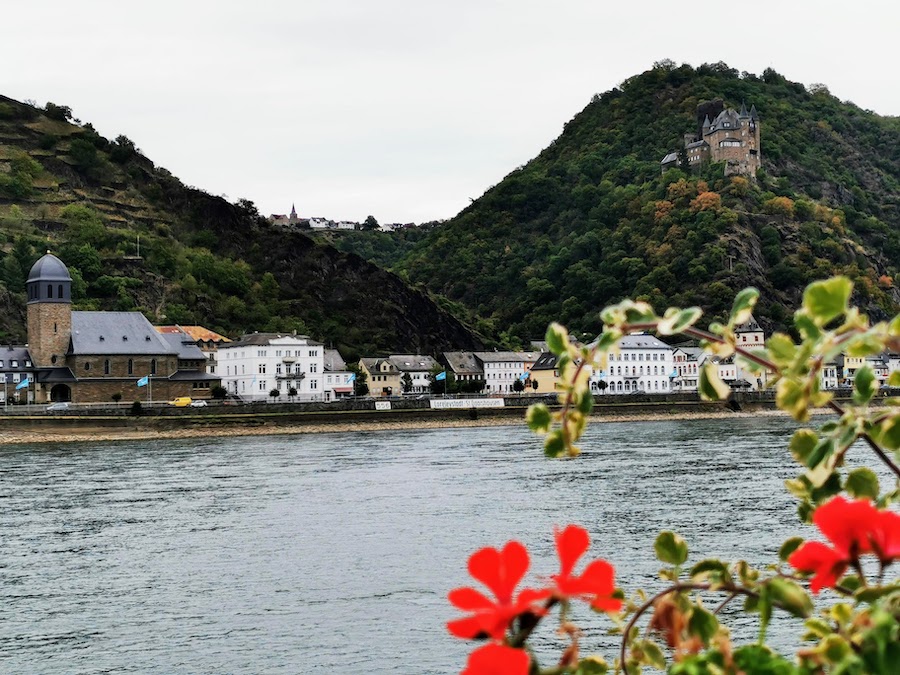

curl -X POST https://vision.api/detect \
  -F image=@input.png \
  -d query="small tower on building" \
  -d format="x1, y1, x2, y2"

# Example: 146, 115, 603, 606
26, 253, 72, 368
289, 203, 298, 225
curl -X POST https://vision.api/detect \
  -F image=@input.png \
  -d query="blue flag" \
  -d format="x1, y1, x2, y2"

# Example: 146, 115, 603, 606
136, 376, 149, 387
15, 377, 29, 390
519, 371, 529, 381
435, 371, 446, 381
347, 372, 356, 382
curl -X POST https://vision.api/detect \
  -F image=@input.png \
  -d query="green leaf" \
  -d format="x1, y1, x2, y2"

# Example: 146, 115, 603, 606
805, 437, 835, 470
776, 378, 809, 422
854, 584, 900, 603
575, 657, 609, 675
890, 371, 900, 387
658, 307, 703, 335
654, 531, 688, 566
852, 365, 877, 405
546, 322, 569, 356
729, 287, 759, 326
690, 559, 729, 579
789, 429, 818, 464
802, 277, 852, 326
637, 640, 666, 670
877, 415, 900, 451
576, 391, 594, 415
544, 430, 566, 458
778, 537, 804, 562
766, 577, 813, 618
844, 467, 880, 499
698, 362, 730, 401
525, 404, 552, 434
766, 333, 797, 366
687, 606, 718, 644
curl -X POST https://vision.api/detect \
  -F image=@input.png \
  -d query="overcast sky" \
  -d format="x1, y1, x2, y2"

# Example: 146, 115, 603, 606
3, 1, 898, 224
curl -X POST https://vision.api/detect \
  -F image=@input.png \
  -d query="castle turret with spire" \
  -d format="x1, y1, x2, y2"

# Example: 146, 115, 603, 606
662, 100, 760, 176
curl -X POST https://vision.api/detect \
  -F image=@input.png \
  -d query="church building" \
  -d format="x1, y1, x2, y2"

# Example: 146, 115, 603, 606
26, 253, 219, 403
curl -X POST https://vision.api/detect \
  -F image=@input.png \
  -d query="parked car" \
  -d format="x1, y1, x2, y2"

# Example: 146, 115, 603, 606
168, 397, 192, 407
46, 401, 70, 412
190, 400, 208, 407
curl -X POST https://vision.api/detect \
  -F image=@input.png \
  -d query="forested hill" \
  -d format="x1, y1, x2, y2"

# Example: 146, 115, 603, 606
0, 95, 483, 358
397, 62, 900, 343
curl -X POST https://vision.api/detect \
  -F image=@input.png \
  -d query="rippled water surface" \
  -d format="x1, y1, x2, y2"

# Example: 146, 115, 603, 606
0, 417, 854, 672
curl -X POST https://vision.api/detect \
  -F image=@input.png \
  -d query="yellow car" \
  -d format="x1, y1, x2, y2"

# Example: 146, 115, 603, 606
169, 397, 193, 407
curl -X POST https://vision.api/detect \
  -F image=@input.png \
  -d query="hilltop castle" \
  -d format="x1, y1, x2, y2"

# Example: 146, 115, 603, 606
661, 102, 760, 176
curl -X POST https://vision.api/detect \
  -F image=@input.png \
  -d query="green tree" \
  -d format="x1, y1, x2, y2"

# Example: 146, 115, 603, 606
269, 388, 280, 403
349, 364, 369, 396
362, 215, 379, 230
401, 372, 413, 393
211, 385, 227, 400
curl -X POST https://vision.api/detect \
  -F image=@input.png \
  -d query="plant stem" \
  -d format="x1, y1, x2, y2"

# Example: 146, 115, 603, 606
509, 597, 559, 649
827, 401, 900, 479
619, 583, 761, 675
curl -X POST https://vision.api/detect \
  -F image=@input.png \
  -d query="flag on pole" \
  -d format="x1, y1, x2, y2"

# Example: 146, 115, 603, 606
519, 371, 530, 381
347, 372, 356, 382
15, 377, 29, 390
435, 371, 446, 381
136, 376, 149, 387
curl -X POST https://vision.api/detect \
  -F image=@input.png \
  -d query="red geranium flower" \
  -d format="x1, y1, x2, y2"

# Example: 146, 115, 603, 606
448, 541, 550, 640
870, 508, 900, 564
551, 524, 622, 612
461, 643, 530, 675
788, 496, 897, 593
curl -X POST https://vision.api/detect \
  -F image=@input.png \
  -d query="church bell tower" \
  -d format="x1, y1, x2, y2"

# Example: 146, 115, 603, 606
26, 253, 73, 368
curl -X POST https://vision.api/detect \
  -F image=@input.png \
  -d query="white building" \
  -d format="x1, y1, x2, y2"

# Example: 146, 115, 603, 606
218, 333, 325, 402
605, 334, 674, 394
323, 349, 354, 401
474, 351, 540, 393
388, 355, 439, 393
672, 345, 703, 391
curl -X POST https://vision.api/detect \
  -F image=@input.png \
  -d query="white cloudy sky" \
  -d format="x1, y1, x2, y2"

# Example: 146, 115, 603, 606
3, 1, 897, 223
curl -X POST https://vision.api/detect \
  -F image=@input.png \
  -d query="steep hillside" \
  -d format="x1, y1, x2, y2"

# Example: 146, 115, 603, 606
399, 62, 900, 342
0, 95, 483, 357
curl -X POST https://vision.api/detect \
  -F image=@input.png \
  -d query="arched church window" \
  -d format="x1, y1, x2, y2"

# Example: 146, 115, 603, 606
128, 359, 134, 375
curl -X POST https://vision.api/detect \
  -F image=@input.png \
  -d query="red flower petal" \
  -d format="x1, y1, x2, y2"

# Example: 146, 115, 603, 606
469, 541, 529, 604
788, 541, 847, 594
447, 615, 488, 640
461, 643, 530, 675
555, 524, 590, 578
871, 509, 900, 562
572, 559, 616, 596
449, 587, 496, 612
590, 595, 623, 612
814, 496, 879, 556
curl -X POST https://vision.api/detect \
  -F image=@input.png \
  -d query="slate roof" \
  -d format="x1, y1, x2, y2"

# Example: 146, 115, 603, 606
474, 351, 539, 364
323, 349, 347, 372
660, 152, 678, 165
360, 357, 398, 374
618, 334, 671, 350
443, 351, 483, 375
70, 311, 175, 355
223, 333, 321, 348
387, 355, 438, 372
157, 331, 206, 360
735, 314, 763, 333
685, 140, 709, 149
28, 253, 71, 282
531, 352, 558, 371
0, 346, 32, 371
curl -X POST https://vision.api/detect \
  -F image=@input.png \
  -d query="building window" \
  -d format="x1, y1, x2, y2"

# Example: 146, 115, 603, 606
58, 284, 63, 298
259, 381, 267, 391
48, 284, 53, 298
104, 359, 110, 375
310, 380, 317, 390
310, 363, 317, 373
259, 364, 266, 374
276, 364, 282, 375
128, 359, 134, 375
151, 359, 157, 375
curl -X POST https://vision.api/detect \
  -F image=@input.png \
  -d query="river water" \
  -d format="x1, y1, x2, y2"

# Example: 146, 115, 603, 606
0, 417, 861, 673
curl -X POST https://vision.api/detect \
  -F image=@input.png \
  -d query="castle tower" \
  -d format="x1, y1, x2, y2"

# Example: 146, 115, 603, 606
26, 253, 72, 368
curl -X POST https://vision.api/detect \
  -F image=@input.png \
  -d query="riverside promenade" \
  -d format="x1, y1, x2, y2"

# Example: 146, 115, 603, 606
0, 391, 797, 444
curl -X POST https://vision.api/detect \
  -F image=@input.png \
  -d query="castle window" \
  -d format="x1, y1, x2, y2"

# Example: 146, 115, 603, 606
104, 359, 110, 374
128, 359, 134, 375
51, 355, 57, 365
54, 322, 57, 334
58, 284, 63, 298
47, 284, 53, 298
84, 362, 91, 371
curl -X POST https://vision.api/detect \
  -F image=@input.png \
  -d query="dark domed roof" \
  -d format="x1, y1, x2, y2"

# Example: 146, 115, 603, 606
28, 253, 72, 282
